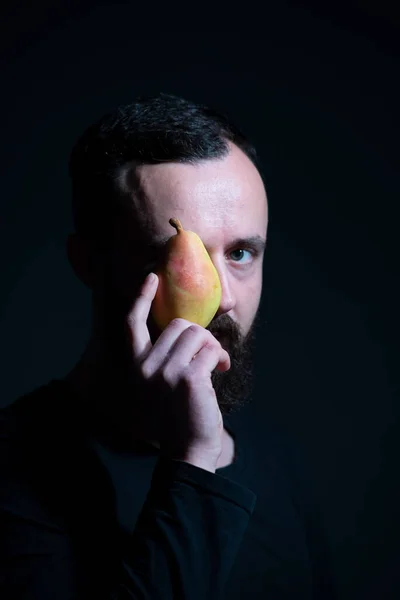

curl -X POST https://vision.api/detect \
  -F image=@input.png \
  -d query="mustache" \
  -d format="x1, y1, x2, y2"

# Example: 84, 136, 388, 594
207, 315, 242, 347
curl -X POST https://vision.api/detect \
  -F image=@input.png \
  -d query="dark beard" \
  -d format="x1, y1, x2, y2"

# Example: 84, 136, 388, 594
205, 309, 259, 416
210, 325, 256, 416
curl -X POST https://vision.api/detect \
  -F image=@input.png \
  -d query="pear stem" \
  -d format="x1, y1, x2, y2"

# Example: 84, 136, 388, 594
169, 218, 183, 234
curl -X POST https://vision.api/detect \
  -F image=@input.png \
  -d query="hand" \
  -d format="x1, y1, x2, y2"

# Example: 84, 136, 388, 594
125, 273, 231, 468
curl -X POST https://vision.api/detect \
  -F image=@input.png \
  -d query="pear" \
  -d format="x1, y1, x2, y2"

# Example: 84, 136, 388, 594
150, 218, 222, 331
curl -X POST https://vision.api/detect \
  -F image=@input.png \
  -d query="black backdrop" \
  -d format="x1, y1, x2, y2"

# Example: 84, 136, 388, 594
1, 2, 399, 598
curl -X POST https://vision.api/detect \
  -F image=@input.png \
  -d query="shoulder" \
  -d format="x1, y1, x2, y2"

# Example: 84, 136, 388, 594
1, 384, 50, 453
0, 380, 113, 532
1, 379, 85, 439
0, 382, 67, 530
0, 379, 92, 495
0, 379, 73, 466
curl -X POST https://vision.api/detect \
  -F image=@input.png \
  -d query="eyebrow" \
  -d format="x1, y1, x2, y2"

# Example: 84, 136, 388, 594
148, 234, 267, 253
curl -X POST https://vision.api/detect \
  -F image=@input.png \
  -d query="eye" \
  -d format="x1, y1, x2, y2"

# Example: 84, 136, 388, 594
228, 248, 257, 265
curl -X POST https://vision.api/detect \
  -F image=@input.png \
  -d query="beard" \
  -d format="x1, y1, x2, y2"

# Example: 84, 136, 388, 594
206, 313, 259, 416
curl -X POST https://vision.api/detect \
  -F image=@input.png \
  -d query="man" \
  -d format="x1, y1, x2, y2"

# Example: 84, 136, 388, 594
0, 93, 337, 598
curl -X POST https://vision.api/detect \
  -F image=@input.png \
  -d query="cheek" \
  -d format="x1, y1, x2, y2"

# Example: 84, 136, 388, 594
237, 274, 263, 326
246, 270, 263, 302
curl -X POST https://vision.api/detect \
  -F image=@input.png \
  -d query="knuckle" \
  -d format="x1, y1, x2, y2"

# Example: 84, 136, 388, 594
187, 324, 200, 333
170, 318, 187, 329
206, 330, 221, 348
138, 360, 152, 380
161, 364, 176, 388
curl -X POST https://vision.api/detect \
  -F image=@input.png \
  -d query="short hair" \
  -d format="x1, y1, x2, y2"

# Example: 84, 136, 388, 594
68, 92, 262, 247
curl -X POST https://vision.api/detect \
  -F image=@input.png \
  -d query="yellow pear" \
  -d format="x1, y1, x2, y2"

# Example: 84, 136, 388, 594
150, 218, 222, 331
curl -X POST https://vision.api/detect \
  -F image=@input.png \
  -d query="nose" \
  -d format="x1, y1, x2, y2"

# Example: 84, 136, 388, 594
213, 268, 236, 318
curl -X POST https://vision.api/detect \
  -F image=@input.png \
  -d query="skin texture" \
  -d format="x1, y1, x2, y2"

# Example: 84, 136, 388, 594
65, 142, 269, 456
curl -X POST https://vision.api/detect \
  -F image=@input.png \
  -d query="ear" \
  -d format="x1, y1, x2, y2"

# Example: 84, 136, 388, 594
66, 233, 97, 289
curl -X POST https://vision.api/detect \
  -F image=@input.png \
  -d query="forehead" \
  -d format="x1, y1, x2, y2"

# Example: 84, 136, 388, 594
120, 142, 268, 247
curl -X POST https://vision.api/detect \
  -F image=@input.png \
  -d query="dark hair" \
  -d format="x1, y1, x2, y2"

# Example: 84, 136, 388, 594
68, 92, 261, 246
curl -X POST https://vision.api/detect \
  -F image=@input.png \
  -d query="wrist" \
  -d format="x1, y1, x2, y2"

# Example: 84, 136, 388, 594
172, 454, 218, 473
163, 445, 222, 473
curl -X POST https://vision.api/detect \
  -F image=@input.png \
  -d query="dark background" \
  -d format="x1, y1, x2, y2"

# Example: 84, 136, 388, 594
1, 1, 399, 598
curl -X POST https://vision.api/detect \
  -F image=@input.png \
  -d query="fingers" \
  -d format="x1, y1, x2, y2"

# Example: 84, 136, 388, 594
190, 340, 231, 374
175, 326, 230, 372
126, 273, 158, 363
139, 318, 192, 379
155, 325, 231, 388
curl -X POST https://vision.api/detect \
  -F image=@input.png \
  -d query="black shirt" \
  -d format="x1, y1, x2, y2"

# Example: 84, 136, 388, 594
0, 379, 337, 599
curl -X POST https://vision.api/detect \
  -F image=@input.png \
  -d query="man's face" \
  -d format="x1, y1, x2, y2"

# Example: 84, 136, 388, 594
99, 142, 268, 416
